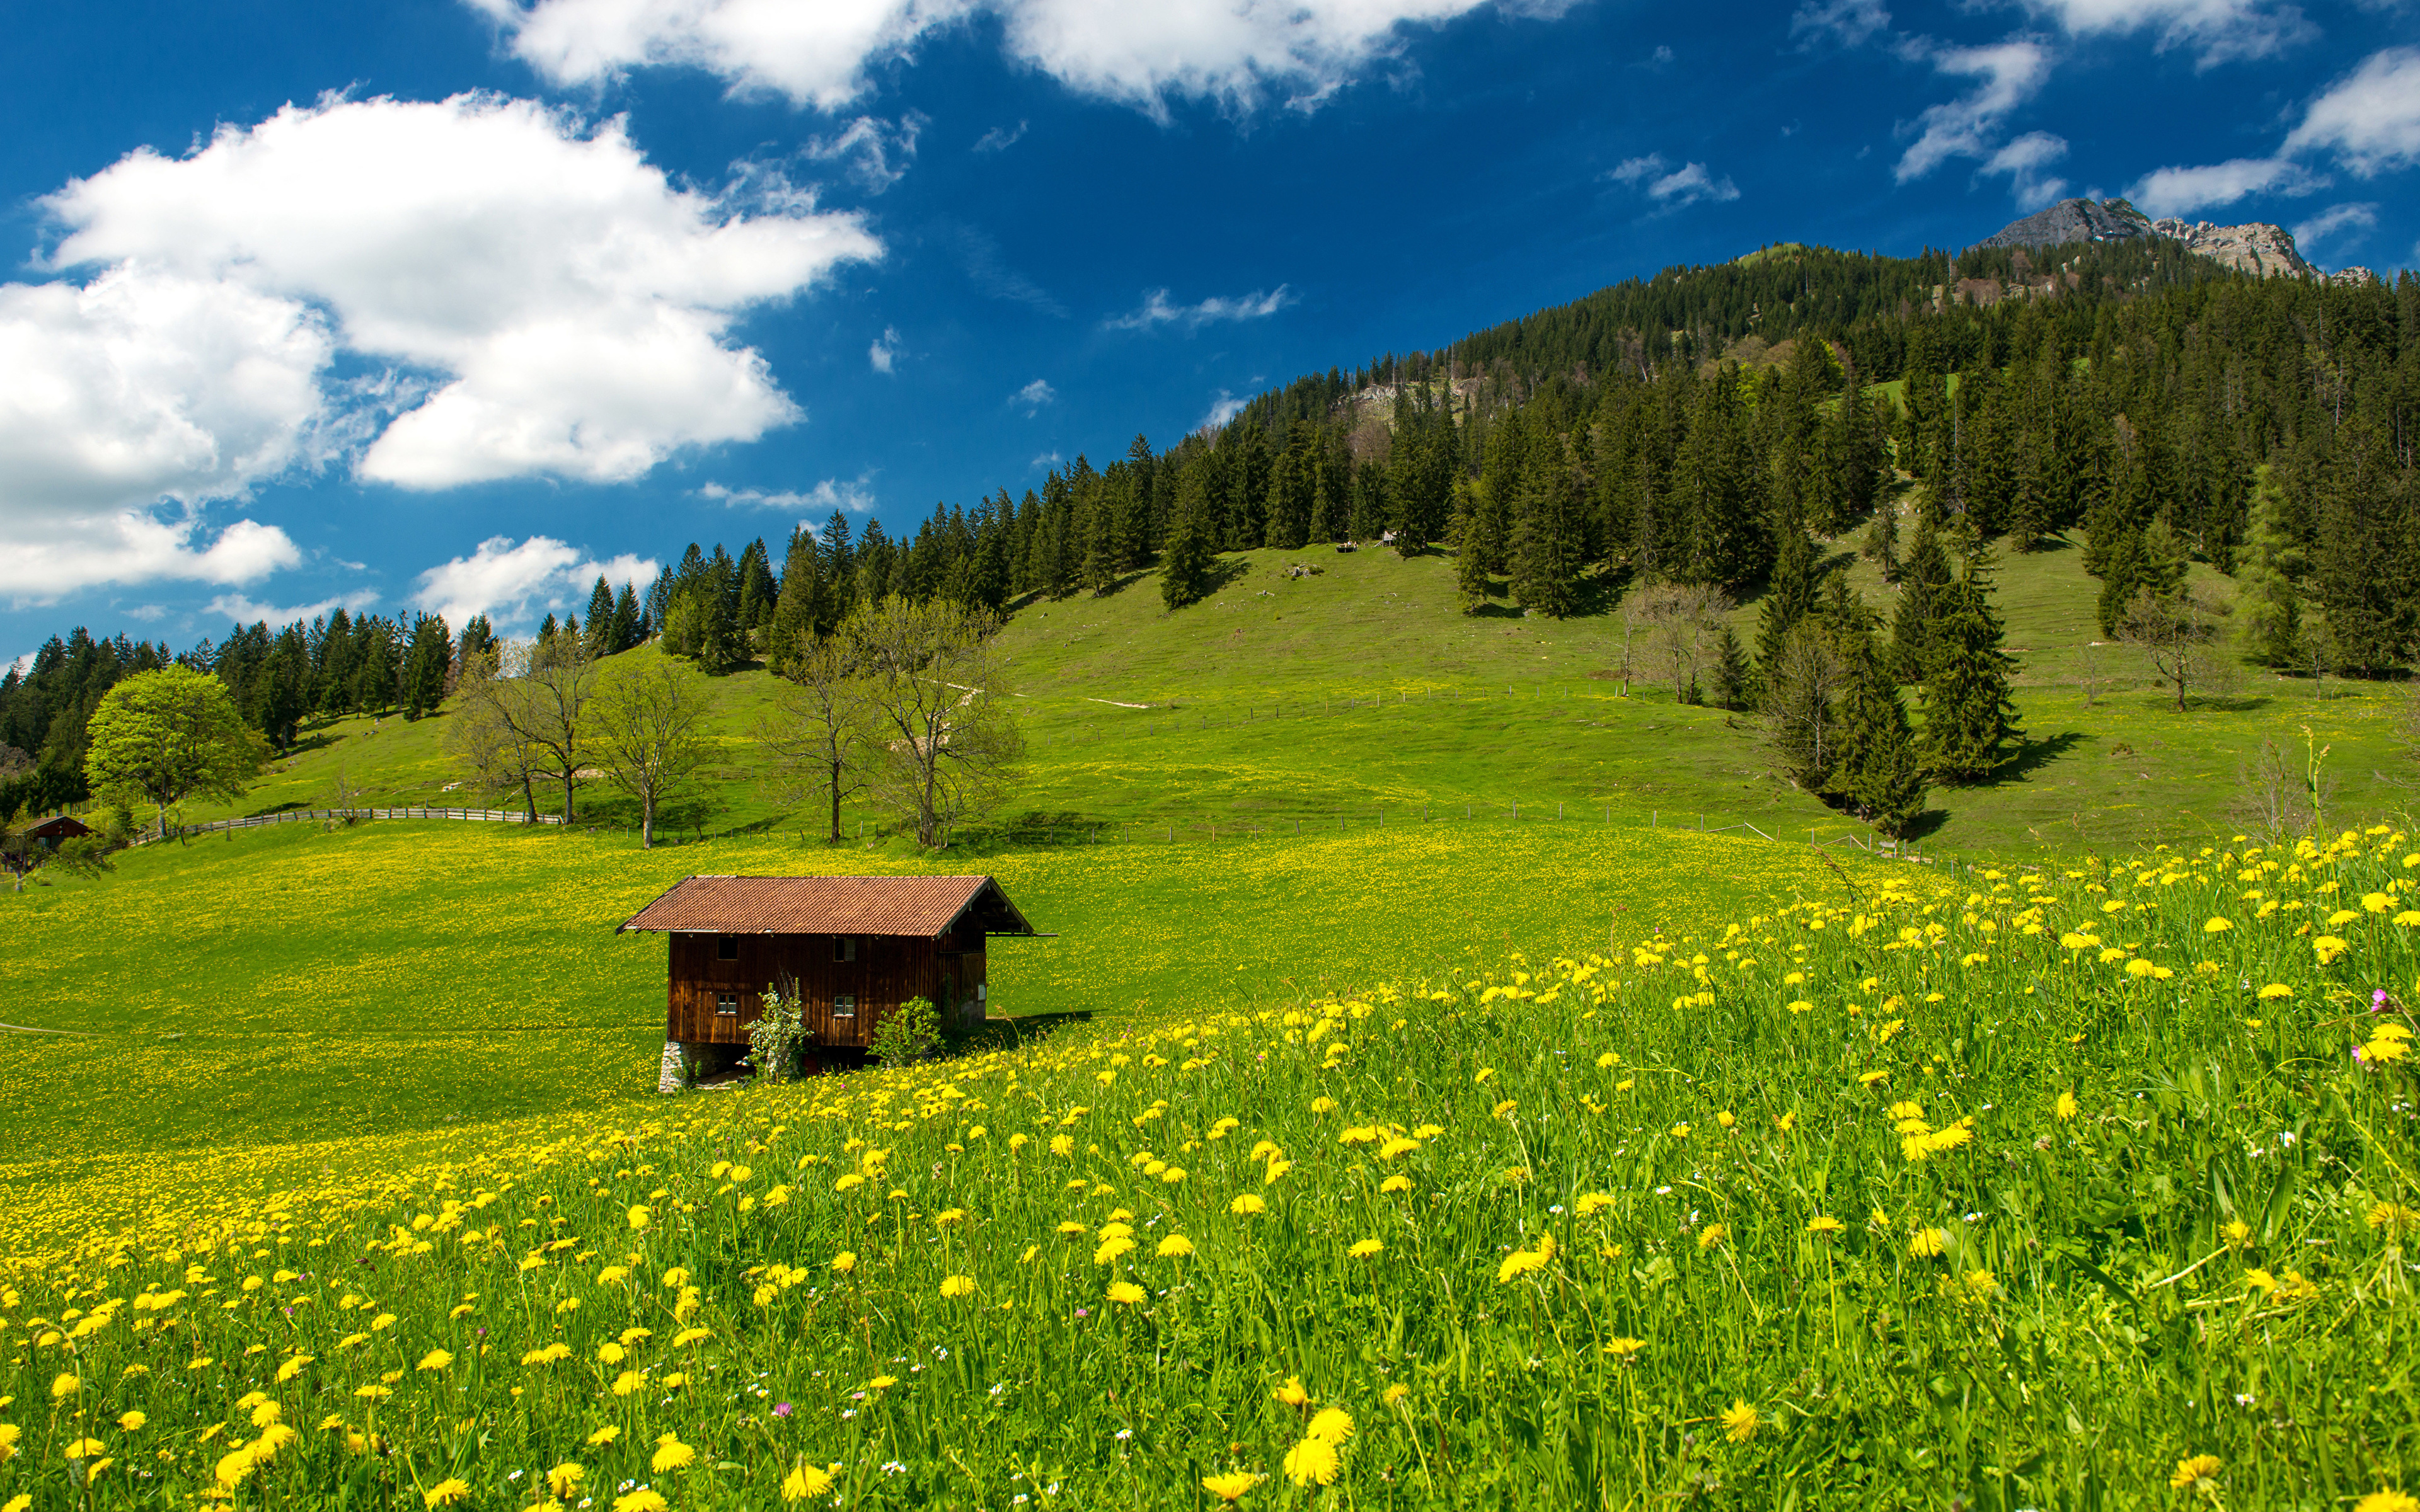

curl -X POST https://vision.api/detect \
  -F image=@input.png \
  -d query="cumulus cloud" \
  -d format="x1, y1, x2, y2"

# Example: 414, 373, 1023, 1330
468, 0, 1509, 118
410, 535, 659, 629
0, 263, 326, 598
35, 93, 880, 496
803, 112, 926, 193
2292, 201, 2378, 250
1201, 389, 1248, 428
696, 476, 877, 513
1983, 130, 2071, 207
869, 326, 902, 373
1606, 154, 1739, 208
204, 588, 381, 627
1014, 379, 1057, 413
1105, 286, 1294, 331
2283, 47, 2420, 175
2128, 154, 2325, 215
1893, 38, 2055, 184
2123, 48, 2418, 218
2016, 0, 2310, 67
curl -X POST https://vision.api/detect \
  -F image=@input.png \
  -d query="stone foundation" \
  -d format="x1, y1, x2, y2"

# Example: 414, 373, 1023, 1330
658, 1040, 749, 1092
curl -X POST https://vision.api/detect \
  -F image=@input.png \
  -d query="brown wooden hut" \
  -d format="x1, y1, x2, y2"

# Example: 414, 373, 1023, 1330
22, 815, 92, 849
618, 875, 1038, 1067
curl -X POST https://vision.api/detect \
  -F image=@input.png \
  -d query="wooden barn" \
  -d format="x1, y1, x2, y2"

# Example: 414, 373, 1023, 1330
21, 815, 92, 849
618, 874, 1039, 1070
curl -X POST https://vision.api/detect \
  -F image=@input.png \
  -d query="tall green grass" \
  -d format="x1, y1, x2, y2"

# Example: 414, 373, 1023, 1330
5, 825, 2417, 1508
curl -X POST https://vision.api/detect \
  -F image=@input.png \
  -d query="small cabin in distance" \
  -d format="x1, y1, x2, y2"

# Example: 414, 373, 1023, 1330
618, 874, 1039, 1081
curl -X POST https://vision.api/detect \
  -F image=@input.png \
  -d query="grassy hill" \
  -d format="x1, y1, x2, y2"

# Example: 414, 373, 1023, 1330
163, 533, 2411, 860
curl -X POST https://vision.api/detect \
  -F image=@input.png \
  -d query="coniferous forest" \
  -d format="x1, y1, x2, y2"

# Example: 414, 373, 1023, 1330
6, 237, 2416, 825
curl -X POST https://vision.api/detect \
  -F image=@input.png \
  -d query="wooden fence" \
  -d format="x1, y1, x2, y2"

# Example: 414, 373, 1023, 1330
132, 807, 563, 845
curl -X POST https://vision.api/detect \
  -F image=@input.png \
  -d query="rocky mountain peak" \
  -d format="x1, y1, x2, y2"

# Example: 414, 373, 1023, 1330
1969, 197, 2153, 251
1970, 197, 2354, 282
2149, 217, 2315, 278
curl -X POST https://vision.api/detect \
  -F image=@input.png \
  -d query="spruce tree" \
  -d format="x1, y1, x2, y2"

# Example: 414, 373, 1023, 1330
1892, 514, 1952, 679
1756, 512, 1816, 696
1510, 433, 1582, 618
2094, 529, 2145, 637
1710, 625, 1750, 711
1827, 604, 1928, 838
1917, 550, 2021, 782
583, 576, 616, 658
1453, 480, 1495, 613
611, 583, 641, 654
767, 529, 822, 675
1160, 498, 1214, 611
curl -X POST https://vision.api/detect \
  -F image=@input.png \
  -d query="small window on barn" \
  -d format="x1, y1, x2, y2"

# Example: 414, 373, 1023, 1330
832, 994, 856, 1019
717, 935, 739, 961
715, 992, 739, 1017
834, 936, 857, 963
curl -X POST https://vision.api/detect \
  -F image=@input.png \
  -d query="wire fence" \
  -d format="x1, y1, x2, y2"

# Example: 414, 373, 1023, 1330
132, 806, 564, 845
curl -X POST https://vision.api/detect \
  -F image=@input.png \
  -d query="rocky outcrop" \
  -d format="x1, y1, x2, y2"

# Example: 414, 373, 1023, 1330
2150, 218, 2315, 278
1971, 197, 2154, 250
2331, 266, 2382, 289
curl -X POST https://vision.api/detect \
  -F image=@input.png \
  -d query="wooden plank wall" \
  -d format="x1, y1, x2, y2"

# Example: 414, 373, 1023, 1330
666, 924, 991, 1048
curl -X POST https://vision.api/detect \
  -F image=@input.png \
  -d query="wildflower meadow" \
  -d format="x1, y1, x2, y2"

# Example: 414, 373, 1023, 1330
6, 822, 2420, 1508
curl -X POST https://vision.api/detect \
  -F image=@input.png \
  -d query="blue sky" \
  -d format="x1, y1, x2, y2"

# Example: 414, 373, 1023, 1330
3, 0, 2414, 663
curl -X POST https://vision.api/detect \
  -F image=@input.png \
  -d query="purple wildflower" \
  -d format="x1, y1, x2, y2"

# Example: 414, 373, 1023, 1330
773, 1403, 793, 1418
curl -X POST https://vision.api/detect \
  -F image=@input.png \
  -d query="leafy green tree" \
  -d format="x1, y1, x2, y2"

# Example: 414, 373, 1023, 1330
83, 666, 262, 840
588, 656, 716, 848
1918, 551, 2022, 782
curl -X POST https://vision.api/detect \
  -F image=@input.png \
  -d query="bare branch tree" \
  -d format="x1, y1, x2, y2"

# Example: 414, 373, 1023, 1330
589, 656, 717, 847
1632, 583, 1734, 704
444, 646, 546, 821
754, 632, 876, 845
848, 598, 1025, 847
2116, 587, 2233, 712
522, 633, 598, 822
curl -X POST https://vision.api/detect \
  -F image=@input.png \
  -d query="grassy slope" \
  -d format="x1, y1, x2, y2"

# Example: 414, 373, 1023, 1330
0, 818, 1836, 1169
170, 539, 2409, 859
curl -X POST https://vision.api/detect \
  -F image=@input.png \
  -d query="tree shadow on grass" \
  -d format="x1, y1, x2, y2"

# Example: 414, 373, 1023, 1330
1993, 730, 2087, 782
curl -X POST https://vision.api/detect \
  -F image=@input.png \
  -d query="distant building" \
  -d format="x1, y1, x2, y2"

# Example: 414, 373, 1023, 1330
21, 815, 92, 849
617, 874, 1039, 1082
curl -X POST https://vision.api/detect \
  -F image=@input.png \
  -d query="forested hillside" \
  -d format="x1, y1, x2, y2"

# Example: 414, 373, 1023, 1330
6, 238, 2416, 820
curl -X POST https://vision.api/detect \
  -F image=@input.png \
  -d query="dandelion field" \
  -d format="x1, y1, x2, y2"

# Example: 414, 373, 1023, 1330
6, 823, 2420, 1508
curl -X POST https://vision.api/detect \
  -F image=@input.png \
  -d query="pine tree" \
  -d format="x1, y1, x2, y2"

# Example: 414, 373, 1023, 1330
1892, 514, 1952, 679
1917, 550, 2021, 782
583, 576, 616, 660
2235, 473, 2306, 666
1756, 512, 1816, 696
1710, 625, 1750, 711
1160, 488, 1215, 612
611, 583, 641, 654
1827, 602, 1928, 838
766, 529, 822, 675
2095, 530, 2145, 637
1453, 481, 1495, 613
1510, 432, 1583, 617
401, 613, 451, 721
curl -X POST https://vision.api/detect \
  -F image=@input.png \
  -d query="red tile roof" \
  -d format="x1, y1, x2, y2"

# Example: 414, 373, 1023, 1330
616, 874, 1034, 937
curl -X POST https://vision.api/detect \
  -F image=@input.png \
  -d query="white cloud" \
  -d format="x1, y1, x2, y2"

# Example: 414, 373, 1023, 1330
203, 588, 382, 626
2126, 154, 2325, 215
973, 120, 1028, 153
0, 263, 327, 597
1983, 130, 2071, 207
1791, 0, 1890, 48
1105, 286, 1294, 331
37, 91, 881, 496
469, 0, 1509, 118
1894, 38, 2055, 184
1606, 153, 1737, 207
2283, 47, 2420, 175
803, 112, 927, 193
409, 535, 659, 629
2293, 201, 2378, 249
869, 326, 902, 373
124, 604, 166, 622
1014, 379, 1057, 413
696, 475, 877, 513
1201, 390, 1248, 428
2016, 0, 2310, 67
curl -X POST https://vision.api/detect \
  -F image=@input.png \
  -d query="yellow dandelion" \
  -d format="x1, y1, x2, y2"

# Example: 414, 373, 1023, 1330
1230, 1194, 1268, 1216
1156, 1235, 1196, 1258
830, 1252, 857, 1274
1909, 1227, 1948, 1259
423, 1479, 471, 1508
1282, 1436, 1340, 1487
416, 1349, 452, 1373
1201, 1470, 1258, 1503
614, 1492, 669, 1512
2170, 1454, 2221, 1491
1349, 1239, 1384, 1259
652, 1433, 696, 1474
548, 1463, 585, 1499
782, 1462, 838, 1503
1105, 1280, 1148, 1305
1720, 1400, 1758, 1444
118, 1411, 147, 1432
1272, 1376, 1311, 1407
2354, 1491, 2420, 1512
1606, 1337, 1645, 1360
1383, 1383, 1412, 1404
2054, 1090, 2078, 1121
939, 1275, 976, 1298
586, 1427, 621, 1447
1306, 1408, 1354, 1445
1380, 1174, 1413, 1193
